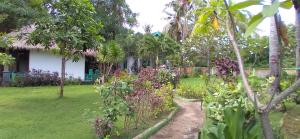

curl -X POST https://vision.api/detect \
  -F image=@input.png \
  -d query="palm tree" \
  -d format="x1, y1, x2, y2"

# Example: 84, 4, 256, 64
138, 33, 180, 68
163, 0, 192, 42
97, 41, 125, 83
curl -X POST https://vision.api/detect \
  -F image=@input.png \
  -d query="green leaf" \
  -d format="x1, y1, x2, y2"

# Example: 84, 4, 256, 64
245, 13, 265, 37
196, 10, 213, 24
279, 0, 293, 9
229, 0, 261, 11
262, 0, 280, 17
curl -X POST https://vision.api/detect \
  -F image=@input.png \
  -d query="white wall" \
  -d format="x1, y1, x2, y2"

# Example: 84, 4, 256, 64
29, 50, 85, 80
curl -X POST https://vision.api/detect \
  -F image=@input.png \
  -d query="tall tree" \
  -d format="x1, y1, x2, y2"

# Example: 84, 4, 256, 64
294, 0, 300, 79
28, 0, 103, 97
91, 0, 137, 40
0, 0, 45, 32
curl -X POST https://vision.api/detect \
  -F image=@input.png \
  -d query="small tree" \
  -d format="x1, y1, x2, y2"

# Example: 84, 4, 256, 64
0, 33, 14, 65
28, 0, 103, 97
97, 41, 125, 83
0, 14, 14, 66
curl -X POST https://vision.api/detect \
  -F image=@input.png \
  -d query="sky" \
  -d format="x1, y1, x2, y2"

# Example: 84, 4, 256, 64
126, 0, 172, 33
126, 0, 295, 36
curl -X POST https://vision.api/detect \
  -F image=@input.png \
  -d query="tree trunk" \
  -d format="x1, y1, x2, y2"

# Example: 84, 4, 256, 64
269, 14, 282, 94
156, 54, 159, 69
207, 47, 211, 76
295, 5, 300, 79
149, 58, 154, 68
259, 112, 274, 139
127, 56, 135, 74
137, 58, 141, 71
60, 53, 66, 98
107, 64, 113, 76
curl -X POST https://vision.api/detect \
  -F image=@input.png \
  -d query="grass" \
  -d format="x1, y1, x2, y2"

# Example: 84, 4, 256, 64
0, 85, 165, 139
177, 77, 207, 99
179, 77, 203, 91
0, 85, 98, 139
282, 104, 300, 138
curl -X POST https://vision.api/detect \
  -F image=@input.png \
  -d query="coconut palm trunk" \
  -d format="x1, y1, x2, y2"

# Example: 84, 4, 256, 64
269, 13, 282, 94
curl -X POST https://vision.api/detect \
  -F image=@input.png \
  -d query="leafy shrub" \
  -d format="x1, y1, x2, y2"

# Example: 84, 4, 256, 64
214, 58, 239, 82
11, 69, 84, 87
93, 68, 176, 137
94, 117, 113, 139
64, 77, 82, 85
129, 68, 176, 126
181, 73, 189, 78
200, 104, 262, 139
12, 69, 60, 87
157, 68, 172, 85
96, 79, 134, 137
204, 82, 254, 122
155, 83, 175, 113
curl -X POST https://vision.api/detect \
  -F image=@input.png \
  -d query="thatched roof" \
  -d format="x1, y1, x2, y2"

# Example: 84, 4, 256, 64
8, 26, 97, 57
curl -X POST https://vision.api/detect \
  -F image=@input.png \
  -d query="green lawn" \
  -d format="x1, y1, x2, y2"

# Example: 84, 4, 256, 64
0, 85, 167, 139
0, 85, 98, 139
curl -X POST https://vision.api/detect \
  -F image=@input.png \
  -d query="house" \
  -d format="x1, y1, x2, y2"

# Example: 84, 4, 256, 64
0, 26, 99, 84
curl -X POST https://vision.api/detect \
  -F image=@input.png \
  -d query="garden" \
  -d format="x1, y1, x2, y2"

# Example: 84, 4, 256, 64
1, 0, 300, 139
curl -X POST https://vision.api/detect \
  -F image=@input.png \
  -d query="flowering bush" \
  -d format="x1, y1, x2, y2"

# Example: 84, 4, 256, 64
93, 68, 176, 137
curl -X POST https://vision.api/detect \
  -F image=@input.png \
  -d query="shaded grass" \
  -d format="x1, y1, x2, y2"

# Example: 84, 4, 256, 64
282, 105, 300, 139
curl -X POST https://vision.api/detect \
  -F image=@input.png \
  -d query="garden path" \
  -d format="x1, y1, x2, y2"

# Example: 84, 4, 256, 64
150, 99, 204, 139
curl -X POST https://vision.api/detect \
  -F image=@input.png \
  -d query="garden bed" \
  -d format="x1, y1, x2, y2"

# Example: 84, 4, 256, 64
132, 103, 180, 139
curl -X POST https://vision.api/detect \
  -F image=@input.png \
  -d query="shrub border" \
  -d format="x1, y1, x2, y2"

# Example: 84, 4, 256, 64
133, 103, 180, 139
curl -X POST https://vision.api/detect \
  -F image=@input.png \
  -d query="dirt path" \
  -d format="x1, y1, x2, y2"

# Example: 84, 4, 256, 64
150, 99, 204, 139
